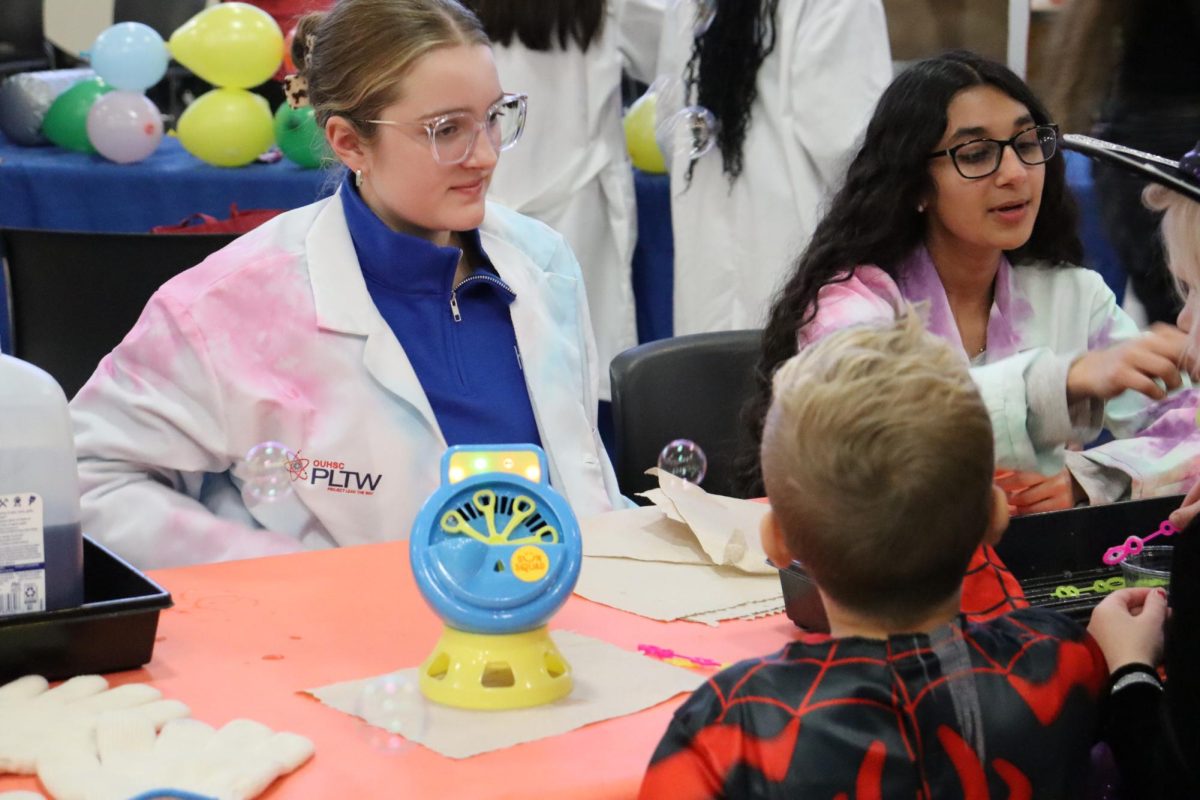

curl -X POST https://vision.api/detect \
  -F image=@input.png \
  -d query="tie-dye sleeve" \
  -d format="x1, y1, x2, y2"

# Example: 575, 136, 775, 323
71, 291, 304, 569
797, 266, 903, 349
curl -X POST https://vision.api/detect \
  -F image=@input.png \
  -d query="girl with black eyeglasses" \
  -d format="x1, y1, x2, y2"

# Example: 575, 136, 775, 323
746, 51, 1200, 515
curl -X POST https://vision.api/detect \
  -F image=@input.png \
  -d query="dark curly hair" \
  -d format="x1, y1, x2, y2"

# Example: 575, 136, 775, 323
740, 50, 1084, 495
463, 0, 605, 52
685, 0, 780, 182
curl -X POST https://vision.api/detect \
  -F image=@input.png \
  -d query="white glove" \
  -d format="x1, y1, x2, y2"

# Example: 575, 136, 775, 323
38, 714, 315, 800
0, 675, 189, 775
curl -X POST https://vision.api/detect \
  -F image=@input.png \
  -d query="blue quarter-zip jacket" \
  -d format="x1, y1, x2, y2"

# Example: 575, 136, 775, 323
341, 176, 542, 448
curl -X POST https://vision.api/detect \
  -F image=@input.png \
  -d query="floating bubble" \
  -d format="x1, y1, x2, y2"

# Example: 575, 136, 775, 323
678, 105, 718, 160
658, 105, 718, 163
237, 441, 297, 504
658, 439, 708, 484
357, 672, 428, 753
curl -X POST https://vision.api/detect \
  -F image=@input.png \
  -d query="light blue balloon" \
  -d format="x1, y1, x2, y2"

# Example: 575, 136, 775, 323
89, 22, 169, 92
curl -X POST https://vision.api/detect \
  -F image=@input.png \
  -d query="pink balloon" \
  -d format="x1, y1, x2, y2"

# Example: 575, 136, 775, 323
85, 90, 163, 164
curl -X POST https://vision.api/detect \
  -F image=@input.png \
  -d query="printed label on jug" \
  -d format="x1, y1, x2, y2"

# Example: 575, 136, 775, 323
0, 492, 46, 614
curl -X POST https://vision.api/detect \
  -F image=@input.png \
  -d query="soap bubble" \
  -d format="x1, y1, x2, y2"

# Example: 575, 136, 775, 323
658, 439, 708, 484
357, 672, 428, 752
678, 106, 718, 160
237, 441, 297, 503
659, 105, 718, 162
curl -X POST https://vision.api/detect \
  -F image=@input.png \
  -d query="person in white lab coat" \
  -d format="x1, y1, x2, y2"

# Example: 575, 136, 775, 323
656, 0, 892, 335
69, 0, 624, 570
465, 0, 664, 398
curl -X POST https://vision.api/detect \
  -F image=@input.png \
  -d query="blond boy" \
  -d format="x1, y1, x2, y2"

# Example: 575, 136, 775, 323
641, 314, 1107, 799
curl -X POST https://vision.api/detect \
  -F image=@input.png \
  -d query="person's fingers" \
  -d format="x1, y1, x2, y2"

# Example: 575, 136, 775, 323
1144, 322, 1189, 350
1138, 587, 1170, 625
1009, 471, 1072, 510
1090, 590, 1126, 621
1008, 479, 1057, 506
1126, 349, 1183, 391
1112, 587, 1155, 612
1170, 499, 1200, 530
995, 471, 1033, 491
1115, 369, 1167, 401
1011, 494, 1071, 515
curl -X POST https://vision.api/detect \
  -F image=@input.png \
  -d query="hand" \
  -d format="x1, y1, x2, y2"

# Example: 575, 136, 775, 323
0, 675, 189, 776
995, 469, 1081, 515
1066, 323, 1191, 402
1087, 587, 1169, 672
1169, 478, 1200, 530
37, 716, 314, 800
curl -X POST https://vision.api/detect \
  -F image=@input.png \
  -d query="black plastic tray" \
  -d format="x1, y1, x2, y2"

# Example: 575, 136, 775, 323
0, 536, 172, 681
774, 495, 1183, 630
774, 559, 829, 632
996, 493, 1181, 622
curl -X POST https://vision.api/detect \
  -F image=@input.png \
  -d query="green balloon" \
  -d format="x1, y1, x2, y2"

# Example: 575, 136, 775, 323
42, 78, 113, 153
273, 104, 328, 169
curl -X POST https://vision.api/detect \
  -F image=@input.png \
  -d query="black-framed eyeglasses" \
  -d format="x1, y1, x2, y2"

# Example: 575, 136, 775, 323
928, 124, 1060, 179
364, 92, 528, 165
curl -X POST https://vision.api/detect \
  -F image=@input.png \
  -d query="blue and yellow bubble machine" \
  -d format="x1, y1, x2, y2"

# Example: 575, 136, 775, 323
409, 444, 582, 710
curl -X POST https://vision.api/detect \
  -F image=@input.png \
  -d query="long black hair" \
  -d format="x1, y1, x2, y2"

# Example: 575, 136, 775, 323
685, 0, 779, 181
740, 50, 1084, 494
463, 0, 605, 52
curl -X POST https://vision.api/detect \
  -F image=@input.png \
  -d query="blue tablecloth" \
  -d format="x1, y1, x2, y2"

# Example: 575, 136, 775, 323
0, 133, 677, 355
0, 133, 334, 233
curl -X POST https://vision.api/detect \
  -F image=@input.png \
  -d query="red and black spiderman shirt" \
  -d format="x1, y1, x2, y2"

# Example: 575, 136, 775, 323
640, 608, 1107, 800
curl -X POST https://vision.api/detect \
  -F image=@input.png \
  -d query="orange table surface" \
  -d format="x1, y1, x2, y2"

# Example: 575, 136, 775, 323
0, 541, 798, 799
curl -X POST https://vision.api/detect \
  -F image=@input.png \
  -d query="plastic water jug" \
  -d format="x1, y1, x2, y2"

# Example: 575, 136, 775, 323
0, 355, 84, 614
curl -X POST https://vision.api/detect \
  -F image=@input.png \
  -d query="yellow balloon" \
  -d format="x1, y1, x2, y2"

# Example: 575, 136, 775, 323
623, 92, 666, 174
177, 88, 274, 167
169, 2, 283, 89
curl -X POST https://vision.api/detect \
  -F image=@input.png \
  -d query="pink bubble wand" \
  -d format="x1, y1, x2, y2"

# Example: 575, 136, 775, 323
1102, 520, 1180, 566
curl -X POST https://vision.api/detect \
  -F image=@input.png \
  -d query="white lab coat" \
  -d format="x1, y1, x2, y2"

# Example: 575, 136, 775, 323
487, 0, 665, 398
657, 0, 892, 335
70, 192, 624, 569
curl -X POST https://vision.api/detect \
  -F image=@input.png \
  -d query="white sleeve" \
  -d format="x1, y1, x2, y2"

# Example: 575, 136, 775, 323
786, 0, 892, 185
549, 236, 633, 510
70, 293, 302, 570
615, 0, 667, 83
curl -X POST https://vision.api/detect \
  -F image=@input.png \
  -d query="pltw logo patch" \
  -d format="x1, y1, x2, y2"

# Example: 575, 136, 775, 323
288, 452, 382, 495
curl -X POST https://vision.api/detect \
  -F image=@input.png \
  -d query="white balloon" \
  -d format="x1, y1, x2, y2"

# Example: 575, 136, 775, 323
85, 91, 163, 164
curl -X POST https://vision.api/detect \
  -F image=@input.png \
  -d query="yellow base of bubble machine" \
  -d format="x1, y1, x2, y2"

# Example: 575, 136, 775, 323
418, 625, 572, 710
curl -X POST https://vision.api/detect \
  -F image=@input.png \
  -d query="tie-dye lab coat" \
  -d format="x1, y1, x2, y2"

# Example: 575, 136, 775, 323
69, 193, 623, 569
799, 247, 1200, 503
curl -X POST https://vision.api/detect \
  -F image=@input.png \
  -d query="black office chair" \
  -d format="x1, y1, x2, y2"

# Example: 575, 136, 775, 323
0, 228, 238, 398
0, 0, 54, 80
609, 329, 762, 501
